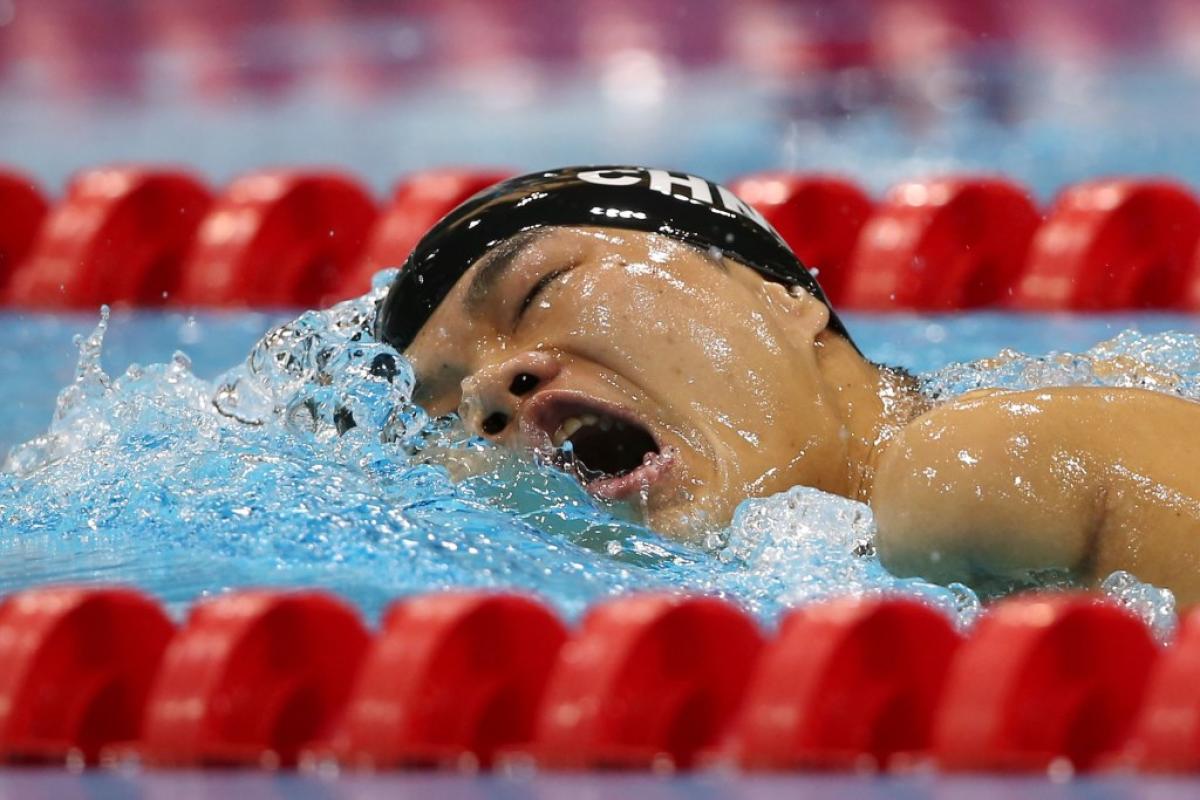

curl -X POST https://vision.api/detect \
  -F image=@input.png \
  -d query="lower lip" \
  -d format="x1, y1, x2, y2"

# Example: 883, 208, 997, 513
585, 448, 676, 502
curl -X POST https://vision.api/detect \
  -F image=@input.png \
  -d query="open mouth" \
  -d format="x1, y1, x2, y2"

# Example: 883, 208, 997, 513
523, 393, 674, 501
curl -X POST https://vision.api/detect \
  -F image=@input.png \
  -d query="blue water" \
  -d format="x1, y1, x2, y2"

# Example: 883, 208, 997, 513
0, 289, 1196, 627
3, 308, 1192, 454
3, 768, 1198, 800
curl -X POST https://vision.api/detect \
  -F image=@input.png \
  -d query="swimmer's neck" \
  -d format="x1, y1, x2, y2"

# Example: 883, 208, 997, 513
813, 332, 928, 503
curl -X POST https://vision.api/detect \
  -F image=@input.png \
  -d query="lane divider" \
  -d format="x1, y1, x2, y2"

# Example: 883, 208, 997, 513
0, 171, 48, 296
5, 167, 211, 309
0, 587, 173, 766
1013, 179, 1200, 311
728, 173, 873, 305
1125, 608, 1200, 772
931, 595, 1157, 772
0, 585, 1191, 774
4, 166, 1200, 312
516, 594, 764, 770
314, 592, 566, 770
173, 170, 377, 309
136, 591, 369, 768
724, 597, 960, 771
843, 177, 1040, 310
337, 167, 515, 299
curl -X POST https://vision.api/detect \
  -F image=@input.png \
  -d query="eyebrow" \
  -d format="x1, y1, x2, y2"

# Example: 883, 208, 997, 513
464, 228, 551, 316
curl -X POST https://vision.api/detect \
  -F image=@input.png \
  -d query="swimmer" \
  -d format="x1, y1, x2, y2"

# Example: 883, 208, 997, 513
377, 166, 1200, 605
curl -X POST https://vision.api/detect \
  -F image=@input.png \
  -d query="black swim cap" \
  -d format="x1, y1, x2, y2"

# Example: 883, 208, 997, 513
375, 166, 854, 350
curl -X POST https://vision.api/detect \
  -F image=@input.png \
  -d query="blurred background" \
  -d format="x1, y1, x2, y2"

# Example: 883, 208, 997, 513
3, 0, 1200, 198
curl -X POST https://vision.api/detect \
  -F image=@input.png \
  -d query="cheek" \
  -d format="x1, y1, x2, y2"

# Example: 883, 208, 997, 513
533, 267, 826, 460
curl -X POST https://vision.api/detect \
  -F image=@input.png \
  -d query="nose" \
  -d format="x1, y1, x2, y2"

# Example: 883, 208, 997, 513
459, 351, 560, 439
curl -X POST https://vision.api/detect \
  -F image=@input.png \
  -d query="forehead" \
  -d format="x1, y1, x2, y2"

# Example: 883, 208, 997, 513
400, 226, 740, 410
458, 225, 718, 306
408, 225, 725, 344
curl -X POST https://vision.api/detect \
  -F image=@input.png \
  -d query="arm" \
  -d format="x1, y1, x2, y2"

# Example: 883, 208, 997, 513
871, 387, 1200, 603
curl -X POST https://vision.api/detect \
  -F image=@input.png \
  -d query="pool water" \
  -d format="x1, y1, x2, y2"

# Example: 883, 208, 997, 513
0, 285, 1194, 630
2, 768, 1197, 800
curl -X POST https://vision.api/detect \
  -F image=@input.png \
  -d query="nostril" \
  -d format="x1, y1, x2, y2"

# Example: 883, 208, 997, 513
481, 412, 509, 436
508, 372, 540, 396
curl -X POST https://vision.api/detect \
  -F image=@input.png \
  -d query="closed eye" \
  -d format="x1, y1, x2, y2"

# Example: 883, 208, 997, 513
515, 264, 576, 326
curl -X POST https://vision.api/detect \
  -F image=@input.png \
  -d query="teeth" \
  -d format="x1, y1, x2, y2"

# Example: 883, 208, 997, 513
549, 411, 642, 448
552, 413, 620, 447
553, 416, 584, 447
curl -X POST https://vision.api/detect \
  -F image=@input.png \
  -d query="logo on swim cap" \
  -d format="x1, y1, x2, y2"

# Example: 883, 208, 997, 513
577, 168, 774, 233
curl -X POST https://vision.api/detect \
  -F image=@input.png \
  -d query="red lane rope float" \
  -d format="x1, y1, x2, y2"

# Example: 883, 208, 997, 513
518, 594, 764, 770
0, 170, 48, 296
0, 587, 173, 766
932, 595, 1158, 772
724, 597, 961, 771
138, 591, 369, 768
1014, 179, 1200, 311
1124, 608, 1200, 771
316, 592, 567, 770
729, 173, 873, 305
174, 170, 377, 308
336, 168, 514, 300
842, 177, 1039, 310
5, 167, 212, 309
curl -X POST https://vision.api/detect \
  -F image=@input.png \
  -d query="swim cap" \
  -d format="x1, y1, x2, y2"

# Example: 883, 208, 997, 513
375, 166, 855, 350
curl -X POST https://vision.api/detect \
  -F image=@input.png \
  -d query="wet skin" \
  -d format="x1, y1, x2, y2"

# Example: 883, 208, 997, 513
873, 386, 1200, 604
405, 225, 1200, 604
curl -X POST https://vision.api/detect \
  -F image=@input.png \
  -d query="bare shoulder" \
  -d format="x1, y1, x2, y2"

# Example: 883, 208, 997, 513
872, 387, 1120, 584
903, 385, 1200, 450
874, 384, 1200, 595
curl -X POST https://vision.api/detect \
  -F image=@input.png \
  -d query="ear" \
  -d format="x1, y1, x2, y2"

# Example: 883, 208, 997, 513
760, 280, 830, 341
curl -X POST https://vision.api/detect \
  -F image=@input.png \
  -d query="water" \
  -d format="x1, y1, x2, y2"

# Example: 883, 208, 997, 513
1, 289, 1197, 632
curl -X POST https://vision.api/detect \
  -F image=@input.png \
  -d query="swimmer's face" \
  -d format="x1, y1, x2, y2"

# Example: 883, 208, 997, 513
404, 226, 852, 540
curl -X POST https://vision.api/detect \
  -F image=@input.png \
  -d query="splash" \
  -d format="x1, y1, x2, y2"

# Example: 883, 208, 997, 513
1101, 570, 1177, 644
0, 286, 1190, 630
923, 330, 1200, 399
